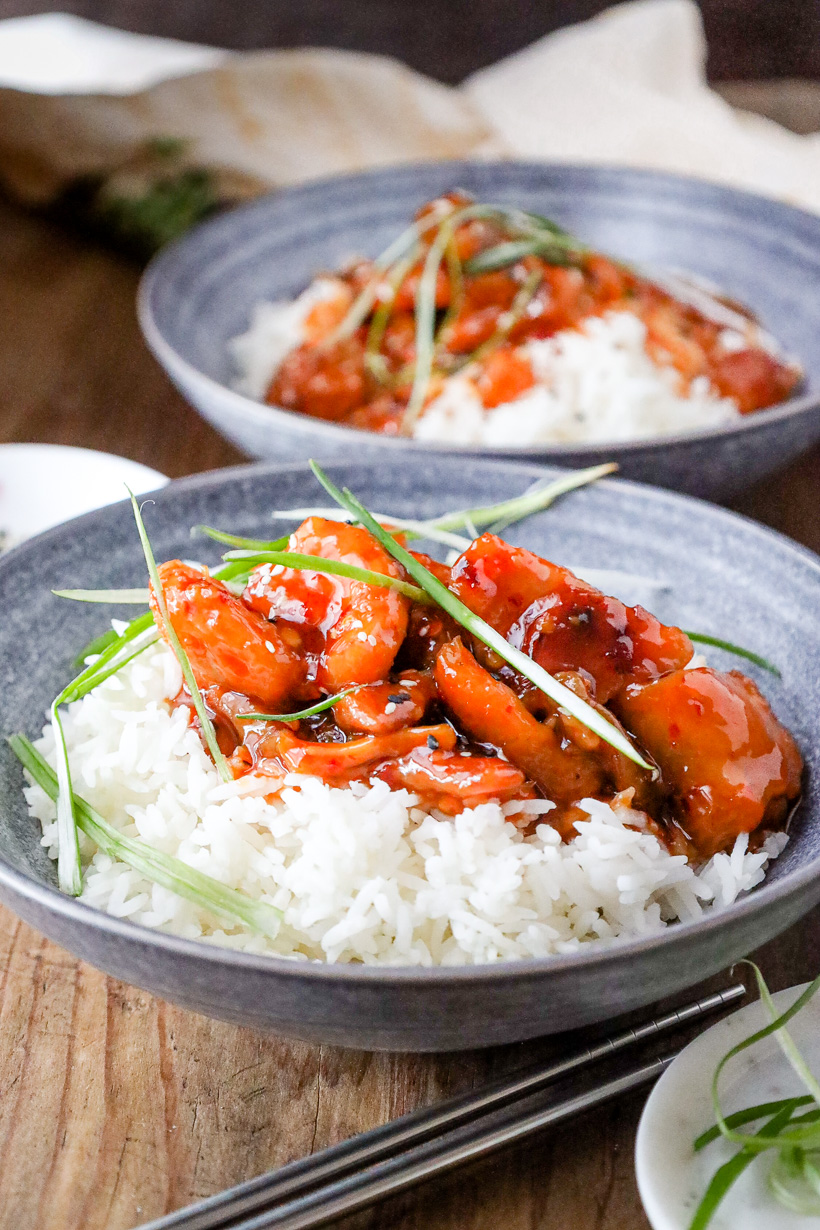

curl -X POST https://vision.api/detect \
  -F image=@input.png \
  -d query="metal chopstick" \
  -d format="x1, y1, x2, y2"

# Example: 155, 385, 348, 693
185, 1052, 678, 1230
141, 982, 744, 1230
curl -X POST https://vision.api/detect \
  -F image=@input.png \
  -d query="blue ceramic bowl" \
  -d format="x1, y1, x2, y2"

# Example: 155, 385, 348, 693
0, 458, 817, 1051
139, 162, 820, 499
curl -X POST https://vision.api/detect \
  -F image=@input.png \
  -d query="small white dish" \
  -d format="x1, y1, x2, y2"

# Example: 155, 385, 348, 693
0, 444, 167, 545
636, 982, 820, 1230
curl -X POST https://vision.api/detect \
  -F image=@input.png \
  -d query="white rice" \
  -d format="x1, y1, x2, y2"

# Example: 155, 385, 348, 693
21, 640, 786, 966
230, 287, 740, 445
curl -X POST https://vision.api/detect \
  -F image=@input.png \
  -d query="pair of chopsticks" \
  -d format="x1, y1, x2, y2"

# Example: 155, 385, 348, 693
141, 983, 745, 1230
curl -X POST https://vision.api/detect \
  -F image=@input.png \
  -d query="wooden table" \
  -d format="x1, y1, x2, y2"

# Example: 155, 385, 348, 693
0, 187, 819, 1230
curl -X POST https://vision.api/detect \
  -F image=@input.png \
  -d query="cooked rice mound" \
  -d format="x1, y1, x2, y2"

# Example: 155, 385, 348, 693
23, 641, 786, 966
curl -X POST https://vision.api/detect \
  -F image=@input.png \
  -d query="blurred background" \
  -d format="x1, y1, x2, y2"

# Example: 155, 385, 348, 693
0, 0, 817, 86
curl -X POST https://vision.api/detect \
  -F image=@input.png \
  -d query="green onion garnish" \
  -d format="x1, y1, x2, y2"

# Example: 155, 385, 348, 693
364, 250, 417, 386
222, 550, 428, 603
685, 632, 780, 677
267, 463, 616, 551
309, 462, 652, 771
193, 525, 290, 552
73, 626, 122, 667
10, 735, 281, 940
54, 588, 151, 604
235, 689, 356, 723
690, 962, 820, 1228
48, 609, 160, 893
403, 203, 524, 435
463, 231, 582, 276
49, 702, 81, 896
68, 611, 157, 696
128, 489, 232, 783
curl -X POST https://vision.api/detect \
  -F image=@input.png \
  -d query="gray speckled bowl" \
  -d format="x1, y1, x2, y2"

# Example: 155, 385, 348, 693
139, 162, 820, 500
0, 458, 817, 1052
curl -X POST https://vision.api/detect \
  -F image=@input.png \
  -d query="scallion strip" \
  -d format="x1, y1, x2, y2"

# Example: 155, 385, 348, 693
128, 490, 231, 783
73, 627, 119, 666
70, 611, 155, 691
269, 508, 470, 552
54, 588, 151, 604
364, 251, 417, 386
309, 462, 653, 771
49, 704, 82, 896
690, 963, 820, 1228
694, 1096, 814, 1151
709, 965, 820, 1154
10, 735, 281, 940
402, 203, 519, 435
236, 689, 356, 723
193, 525, 290, 552
222, 549, 428, 603
685, 632, 780, 677
464, 234, 579, 276
689, 1104, 799, 1230
430, 463, 618, 536
327, 211, 446, 343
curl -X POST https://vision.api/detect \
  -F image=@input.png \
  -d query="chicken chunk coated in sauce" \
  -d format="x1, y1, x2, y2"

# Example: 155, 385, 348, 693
151, 517, 801, 863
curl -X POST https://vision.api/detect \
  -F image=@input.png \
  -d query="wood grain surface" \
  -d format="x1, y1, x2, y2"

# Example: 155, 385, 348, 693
0, 151, 819, 1228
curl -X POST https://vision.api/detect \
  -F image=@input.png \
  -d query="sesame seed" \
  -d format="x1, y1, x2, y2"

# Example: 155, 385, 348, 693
265, 640, 276, 653
427, 734, 439, 750
384, 702, 397, 715
357, 630, 368, 642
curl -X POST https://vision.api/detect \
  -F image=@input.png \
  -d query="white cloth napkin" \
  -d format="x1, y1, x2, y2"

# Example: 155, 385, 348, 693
0, 0, 819, 213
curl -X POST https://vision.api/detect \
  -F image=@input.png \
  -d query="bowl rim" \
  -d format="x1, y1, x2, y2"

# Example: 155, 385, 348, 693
1, 455, 819, 986
138, 158, 820, 461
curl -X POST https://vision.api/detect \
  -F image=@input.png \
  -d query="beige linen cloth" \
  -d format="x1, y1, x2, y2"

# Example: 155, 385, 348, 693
1, 0, 819, 212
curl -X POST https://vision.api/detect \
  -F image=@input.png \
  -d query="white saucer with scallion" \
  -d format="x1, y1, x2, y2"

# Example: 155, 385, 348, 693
637, 968, 820, 1229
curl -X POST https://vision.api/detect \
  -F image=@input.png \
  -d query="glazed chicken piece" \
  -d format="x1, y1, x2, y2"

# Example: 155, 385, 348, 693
617, 668, 803, 858
448, 534, 692, 703
243, 517, 409, 691
150, 561, 305, 711
434, 638, 659, 823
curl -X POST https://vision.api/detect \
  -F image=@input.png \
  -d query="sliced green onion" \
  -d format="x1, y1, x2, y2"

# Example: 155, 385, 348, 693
694, 1097, 814, 1151
236, 689, 356, 723
690, 962, 820, 1229
49, 610, 161, 892
73, 626, 120, 666
402, 203, 518, 436
754, 963, 820, 1107
128, 489, 231, 783
54, 588, 151, 604
685, 632, 780, 677
69, 611, 156, 697
10, 735, 281, 940
266, 465, 615, 552
709, 968, 820, 1154
50, 703, 82, 896
464, 236, 575, 276
689, 1104, 799, 1230
434, 235, 465, 360
460, 267, 542, 370
364, 250, 417, 386
269, 508, 470, 552
427, 463, 618, 537
192, 525, 290, 552
327, 210, 447, 344
309, 462, 653, 770
222, 549, 428, 603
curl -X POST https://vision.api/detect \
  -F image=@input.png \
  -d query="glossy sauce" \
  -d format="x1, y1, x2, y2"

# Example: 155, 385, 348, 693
153, 522, 802, 861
